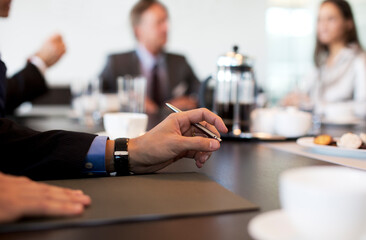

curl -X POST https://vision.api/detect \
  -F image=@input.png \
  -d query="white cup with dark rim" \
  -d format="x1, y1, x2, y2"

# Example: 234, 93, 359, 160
103, 112, 148, 139
280, 166, 366, 240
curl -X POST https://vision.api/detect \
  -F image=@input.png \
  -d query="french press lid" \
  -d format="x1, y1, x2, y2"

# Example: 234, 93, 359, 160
217, 46, 253, 71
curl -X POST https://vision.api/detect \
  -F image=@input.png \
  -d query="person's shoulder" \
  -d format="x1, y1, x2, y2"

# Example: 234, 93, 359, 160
165, 52, 192, 67
356, 50, 366, 60
350, 49, 366, 72
351, 46, 366, 62
107, 51, 136, 61
166, 52, 187, 61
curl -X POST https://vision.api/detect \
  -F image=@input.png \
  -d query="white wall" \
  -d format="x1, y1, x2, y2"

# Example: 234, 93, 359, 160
0, 0, 267, 87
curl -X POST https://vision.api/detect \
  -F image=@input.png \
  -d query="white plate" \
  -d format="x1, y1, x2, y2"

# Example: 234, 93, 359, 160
296, 137, 366, 158
248, 210, 301, 240
322, 117, 362, 125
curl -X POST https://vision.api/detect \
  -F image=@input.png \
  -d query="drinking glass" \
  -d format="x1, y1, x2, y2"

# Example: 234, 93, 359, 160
117, 76, 146, 113
71, 77, 101, 126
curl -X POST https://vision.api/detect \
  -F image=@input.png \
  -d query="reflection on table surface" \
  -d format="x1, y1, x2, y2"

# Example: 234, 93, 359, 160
3, 105, 365, 240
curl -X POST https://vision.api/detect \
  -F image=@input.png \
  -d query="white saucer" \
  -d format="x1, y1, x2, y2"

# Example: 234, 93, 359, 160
96, 131, 109, 137
322, 117, 362, 125
95, 131, 146, 139
248, 210, 301, 240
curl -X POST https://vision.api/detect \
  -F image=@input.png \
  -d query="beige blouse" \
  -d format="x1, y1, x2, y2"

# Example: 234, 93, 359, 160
301, 45, 366, 117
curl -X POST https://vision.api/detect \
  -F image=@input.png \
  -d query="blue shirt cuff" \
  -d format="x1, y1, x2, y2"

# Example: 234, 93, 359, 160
83, 136, 108, 176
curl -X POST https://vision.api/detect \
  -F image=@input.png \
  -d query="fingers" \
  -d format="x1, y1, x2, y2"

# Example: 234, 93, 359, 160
176, 108, 228, 133
36, 183, 91, 206
199, 121, 221, 137
22, 182, 90, 218
194, 152, 211, 168
179, 135, 220, 153
50, 33, 63, 41
24, 199, 84, 217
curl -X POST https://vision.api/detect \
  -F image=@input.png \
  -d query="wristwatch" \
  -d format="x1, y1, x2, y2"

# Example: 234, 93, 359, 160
114, 138, 130, 176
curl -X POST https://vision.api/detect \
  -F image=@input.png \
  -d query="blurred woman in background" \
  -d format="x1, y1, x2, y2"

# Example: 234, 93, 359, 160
283, 0, 366, 119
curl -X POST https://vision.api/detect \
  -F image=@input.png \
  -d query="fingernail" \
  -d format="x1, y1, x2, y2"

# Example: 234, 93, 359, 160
80, 195, 91, 204
196, 161, 202, 168
72, 204, 83, 212
73, 190, 84, 195
210, 140, 220, 150
201, 155, 209, 163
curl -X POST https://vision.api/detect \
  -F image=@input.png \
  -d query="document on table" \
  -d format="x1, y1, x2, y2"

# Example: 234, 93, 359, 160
0, 173, 258, 233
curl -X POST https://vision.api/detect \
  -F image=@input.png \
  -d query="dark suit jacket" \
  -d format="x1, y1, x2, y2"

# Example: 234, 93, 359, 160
0, 61, 94, 180
100, 51, 200, 101
0, 118, 96, 180
5, 62, 49, 114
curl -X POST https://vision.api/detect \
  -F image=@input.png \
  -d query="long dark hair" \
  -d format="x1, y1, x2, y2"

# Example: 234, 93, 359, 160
314, 0, 362, 67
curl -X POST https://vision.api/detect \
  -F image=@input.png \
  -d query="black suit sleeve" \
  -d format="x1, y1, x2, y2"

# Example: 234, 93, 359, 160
5, 62, 49, 114
0, 118, 96, 180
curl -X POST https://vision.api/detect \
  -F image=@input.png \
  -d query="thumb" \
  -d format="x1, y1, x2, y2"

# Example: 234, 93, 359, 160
178, 136, 220, 153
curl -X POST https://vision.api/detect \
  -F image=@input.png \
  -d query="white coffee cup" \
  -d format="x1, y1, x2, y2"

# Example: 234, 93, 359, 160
251, 108, 279, 134
274, 107, 311, 137
280, 166, 366, 240
103, 112, 148, 139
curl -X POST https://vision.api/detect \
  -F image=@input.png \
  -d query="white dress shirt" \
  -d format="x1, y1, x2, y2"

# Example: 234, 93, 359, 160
29, 55, 47, 75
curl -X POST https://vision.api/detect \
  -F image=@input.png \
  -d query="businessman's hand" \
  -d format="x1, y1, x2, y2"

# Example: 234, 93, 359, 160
128, 108, 227, 173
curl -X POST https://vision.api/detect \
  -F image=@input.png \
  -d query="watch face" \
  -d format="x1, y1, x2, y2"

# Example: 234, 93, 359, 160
115, 150, 128, 156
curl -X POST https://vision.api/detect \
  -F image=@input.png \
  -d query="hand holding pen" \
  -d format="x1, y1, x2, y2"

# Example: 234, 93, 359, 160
129, 107, 228, 172
165, 103, 223, 142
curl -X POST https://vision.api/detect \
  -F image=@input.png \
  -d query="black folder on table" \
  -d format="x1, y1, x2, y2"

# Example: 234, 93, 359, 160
0, 173, 258, 233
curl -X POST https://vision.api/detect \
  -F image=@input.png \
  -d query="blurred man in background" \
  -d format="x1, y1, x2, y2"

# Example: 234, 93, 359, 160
100, 0, 200, 114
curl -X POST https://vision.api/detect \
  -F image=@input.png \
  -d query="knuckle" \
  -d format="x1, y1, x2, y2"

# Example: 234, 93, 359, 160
37, 201, 51, 213
17, 176, 30, 183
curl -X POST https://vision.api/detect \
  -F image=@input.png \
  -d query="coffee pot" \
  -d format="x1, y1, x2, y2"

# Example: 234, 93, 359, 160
199, 46, 256, 135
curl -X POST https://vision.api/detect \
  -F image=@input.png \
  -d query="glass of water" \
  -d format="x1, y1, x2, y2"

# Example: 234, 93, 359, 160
117, 76, 146, 113
71, 77, 101, 126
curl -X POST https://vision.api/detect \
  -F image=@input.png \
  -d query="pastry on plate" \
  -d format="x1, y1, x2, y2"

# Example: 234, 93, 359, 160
314, 135, 333, 145
360, 133, 366, 145
337, 133, 362, 149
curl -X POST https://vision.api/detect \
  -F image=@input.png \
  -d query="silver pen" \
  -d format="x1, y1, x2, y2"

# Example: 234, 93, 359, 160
165, 103, 222, 142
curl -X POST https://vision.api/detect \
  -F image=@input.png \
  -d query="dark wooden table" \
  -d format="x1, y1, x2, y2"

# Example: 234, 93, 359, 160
3, 109, 363, 240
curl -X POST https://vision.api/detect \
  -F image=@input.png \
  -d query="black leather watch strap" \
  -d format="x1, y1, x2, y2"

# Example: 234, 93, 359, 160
114, 138, 130, 176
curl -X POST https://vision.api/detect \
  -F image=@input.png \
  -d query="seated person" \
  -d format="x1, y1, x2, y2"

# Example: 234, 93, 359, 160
282, 0, 366, 118
0, 0, 227, 224
4, 33, 66, 115
100, 0, 200, 114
